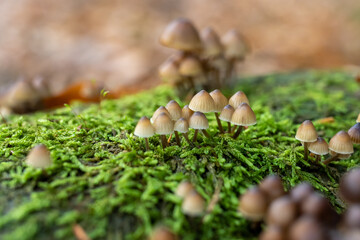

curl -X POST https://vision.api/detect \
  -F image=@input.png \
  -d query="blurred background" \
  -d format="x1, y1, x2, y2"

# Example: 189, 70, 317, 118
1, 0, 360, 96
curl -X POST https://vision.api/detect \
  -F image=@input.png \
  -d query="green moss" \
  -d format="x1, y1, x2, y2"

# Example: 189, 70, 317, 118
0, 70, 359, 239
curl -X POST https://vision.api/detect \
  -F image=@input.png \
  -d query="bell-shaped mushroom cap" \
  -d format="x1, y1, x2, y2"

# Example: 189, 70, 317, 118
357, 113, 360, 123
134, 116, 155, 138
238, 187, 268, 221
301, 193, 334, 222
166, 100, 182, 121
200, 27, 223, 58
259, 175, 286, 201
181, 191, 205, 217
219, 104, 235, 122
175, 181, 194, 198
228, 91, 249, 108
210, 89, 228, 112
189, 90, 215, 113
308, 137, 329, 155
153, 113, 174, 135
151, 106, 171, 123
174, 118, 189, 133
159, 18, 201, 52
179, 56, 203, 77
295, 120, 318, 143
340, 168, 360, 203
348, 123, 360, 144
159, 60, 182, 84
182, 105, 194, 121
25, 144, 52, 169
259, 226, 286, 240
342, 204, 360, 229
189, 112, 209, 130
5, 80, 38, 108
222, 29, 249, 60
231, 103, 256, 126
329, 131, 354, 154
266, 196, 298, 227
149, 226, 178, 240
290, 182, 314, 203
288, 216, 327, 240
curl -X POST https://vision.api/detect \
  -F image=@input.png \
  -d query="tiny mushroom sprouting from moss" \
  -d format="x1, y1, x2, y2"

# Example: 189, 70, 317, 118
340, 168, 360, 204
174, 117, 192, 146
209, 89, 228, 134
151, 106, 171, 123
295, 120, 318, 161
259, 175, 286, 202
228, 91, 249, 109
238, 187, 268, 221
153, 112, 174, 149
308, 137, 329, 162
175, 181, 195, 199
182, 105, 194, 121
288, 216, 327, 240
188, 90, 215, 114
189, 111, 210, 141
148, 226, 178, 240
259, 225, 286, 240
166, 100, 183, 145
134, 116, 155, 151
181, 190, 206, 217
290, 182, 314, 204
301, 193, 336, 224
348, 123, 360, 144
231, 102, 256, 139
25, 144, 52, 169
266, 196, 298, 228
219, 104, 235, 133
323, 131, 354, 165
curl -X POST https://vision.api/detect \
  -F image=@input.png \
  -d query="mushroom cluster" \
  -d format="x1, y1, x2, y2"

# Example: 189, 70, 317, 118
158, 18, 250, 98
239, 172, 360, 240
134, 89, 256, 150
295, 116, 360, 165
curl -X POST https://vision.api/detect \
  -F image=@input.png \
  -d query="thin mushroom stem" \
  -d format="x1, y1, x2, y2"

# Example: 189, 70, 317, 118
174, 131, 181, 147
316, 155, 321, 162
231, 125, 237, 133
193, 129, 199, 142
304, 142, 309, 161
214, 112, 224, 134
232, 126, 243, 139
227, 122, 232, 133
167, 133, 173, 143
202, 129, 211, 138
323, 154, 339, 165
160, 135, 167, 149
145, 138, 150, 151
183, 133, 193, 146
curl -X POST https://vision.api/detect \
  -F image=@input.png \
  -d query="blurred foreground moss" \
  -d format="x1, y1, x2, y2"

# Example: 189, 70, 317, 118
0, 71, 359, 239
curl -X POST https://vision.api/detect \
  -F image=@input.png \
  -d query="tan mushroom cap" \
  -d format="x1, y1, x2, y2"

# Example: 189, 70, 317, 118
153, 113, 174, 135
25, 144, 52, 169
348, 123, 360, 144
357, 113, 360, 123
222, 29, 249, 60
159, 18, 201, 52
174, 118, 189, 133
229, 91, 249, 108
219, 105, 235, 122
189, 112, 209, 130
189, 90, 215, 113
166, 100, 182, 121
134, 116, 155, 138
181, 191, 205, 217
5, 80, 39, 108
151, 106, 171, 123
182, 105, 194, 121
179, 56, 203, 77
231, 103, 256, 126
329, 131, 354, 154
308, 137, 329, 155
158, 60, 182, 84
200, 27, 223, 58
238, 187, 268, 221
295, 120, 318, 143
210, 89, 228, 112
149, 226, 178, 240
175, 181, 194, 198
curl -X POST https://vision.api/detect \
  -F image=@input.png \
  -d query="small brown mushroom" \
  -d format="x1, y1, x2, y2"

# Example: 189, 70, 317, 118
209, 89, 228, 134
259, 175, 286, 201
348, 123, 360, 144
323, 131, 354, 165
175, 181, 195, 199
153, 113, 174, 148
340, 168, 360, 204
134, 116, 155, 151
228, 91, 249, 109
238, 187, 268, 221
231, 103, 256, 139
295, 120, 318, 161
266, 196, 298, 228
181, 190, 205, 217
181, 105, 194, 121
308, 137, 329, 162
25, 144, 52, 169
189, 112, 210, 141
219, 104, 235, 133
290, 182, 314, 204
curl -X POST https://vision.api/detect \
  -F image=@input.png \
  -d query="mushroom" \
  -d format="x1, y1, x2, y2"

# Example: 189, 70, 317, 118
148, 226, 178, 240
188, 90, 215, 114
231, 103, 256, 139
209, 89, 228, 134
174, 118, 192, 146
288, 216, 327, 240
153, 112, 174, 149
308, 137, 329, 162
228, 91, 249, 109
219, 104, 235, 133
166, 100, 182, 145
342, 204, 360, 230
179, 56, 205, 90
238, 187, 268, 221
348, 123, 360, 144
301, 193, 335, 224
259, 225, 285, 240
151, 106, 171, 123
181, 190, 205, 217
259, 175, 286, 202
176, 181, 195, 199
295, 120, 318, 161
134, 116, 155, 151
189, 112, 210, 141
340, 168, 360, 203
266, 196, 298, 228
158, 59, 182, 85
290, 182, 314, 204
25, 144, 52, 169
181, 105, 194, 121
323, 131, 354, 165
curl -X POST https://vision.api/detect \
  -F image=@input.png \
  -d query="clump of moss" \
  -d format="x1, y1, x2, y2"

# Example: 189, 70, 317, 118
0, 71, 359, 239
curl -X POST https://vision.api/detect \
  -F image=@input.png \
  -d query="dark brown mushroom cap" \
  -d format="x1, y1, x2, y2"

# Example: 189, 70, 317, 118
148, 226, 178, 240
259, 175, 286, 201
329, 131, 354, 154
340, 168, 360, 203
288, 216, 327, 240
295, 120, 318, 143
200, 27, 223, 58
238, 187, 268, 221
348, 123, 360, 144
290, 182, 314, 203
342, 204, 360, 230
159, 18, 201, 52
259, 225, 286, 240
266, 196, 298, 228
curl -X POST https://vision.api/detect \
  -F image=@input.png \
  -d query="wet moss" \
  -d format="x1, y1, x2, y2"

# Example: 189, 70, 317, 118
0, 71, 359, 239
